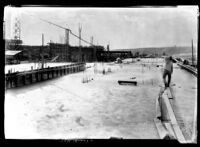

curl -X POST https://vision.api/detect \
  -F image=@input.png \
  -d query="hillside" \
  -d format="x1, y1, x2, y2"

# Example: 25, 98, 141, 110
112, 46, 197, 56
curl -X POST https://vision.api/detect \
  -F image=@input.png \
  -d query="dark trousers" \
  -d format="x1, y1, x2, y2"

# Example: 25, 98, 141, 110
163, 69, 171, 87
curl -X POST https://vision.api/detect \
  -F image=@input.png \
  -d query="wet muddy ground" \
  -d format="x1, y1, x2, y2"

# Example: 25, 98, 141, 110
5, 58, 196, 140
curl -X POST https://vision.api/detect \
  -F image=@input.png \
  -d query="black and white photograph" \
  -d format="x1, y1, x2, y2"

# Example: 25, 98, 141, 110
3, 6, 198, 143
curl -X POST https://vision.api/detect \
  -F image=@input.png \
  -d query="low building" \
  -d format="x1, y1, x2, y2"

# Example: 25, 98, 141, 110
5, 50, 23, 64
6, 43, 105, 62
48, 43, 104, 62
96, 51, 133, 62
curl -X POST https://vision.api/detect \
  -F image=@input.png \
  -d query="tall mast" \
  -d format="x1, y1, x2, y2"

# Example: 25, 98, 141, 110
192, 39, 194, 66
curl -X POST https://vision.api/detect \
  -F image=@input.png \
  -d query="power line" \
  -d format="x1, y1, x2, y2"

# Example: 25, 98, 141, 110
39, 17, 67, 30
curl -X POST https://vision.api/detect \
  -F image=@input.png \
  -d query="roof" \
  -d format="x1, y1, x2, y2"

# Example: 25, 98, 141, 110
5, 50, 22, 56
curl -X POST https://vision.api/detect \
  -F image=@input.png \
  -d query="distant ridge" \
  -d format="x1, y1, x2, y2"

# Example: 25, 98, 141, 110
112, 46, 197, 56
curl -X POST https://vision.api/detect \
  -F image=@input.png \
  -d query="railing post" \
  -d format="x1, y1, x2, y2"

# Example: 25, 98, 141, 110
36, 72, 39, 82
23, 75, 26, 85
30, 74, 32, 83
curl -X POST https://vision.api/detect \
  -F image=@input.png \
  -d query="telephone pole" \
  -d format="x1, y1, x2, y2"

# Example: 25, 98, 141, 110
191, 39, 194, 66
41, 33, 44, 69
79, 23, 82, 62
90, 36, 94, 46
65, 27, 70, 61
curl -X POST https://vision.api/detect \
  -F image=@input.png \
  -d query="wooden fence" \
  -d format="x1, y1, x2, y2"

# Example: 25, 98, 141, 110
5, 62, 86, 89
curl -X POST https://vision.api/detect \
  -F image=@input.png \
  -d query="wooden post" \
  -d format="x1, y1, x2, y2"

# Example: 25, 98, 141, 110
5, 77, 8, 89
36, 72, 38, 82
23, 75, 26, 85
52, 68, 55, 78
191, 39, 194, 66
30, 74, 32, 83
8, 76, 11, 88
14, 76, 18, 87
160, 93, 170, 121
7, 77, 9, 89
154, 118, 169, 139
40, 71, 43, 81
47, 70, 49, 79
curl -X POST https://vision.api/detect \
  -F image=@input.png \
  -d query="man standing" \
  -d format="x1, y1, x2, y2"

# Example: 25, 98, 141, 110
163, 56, 173, 87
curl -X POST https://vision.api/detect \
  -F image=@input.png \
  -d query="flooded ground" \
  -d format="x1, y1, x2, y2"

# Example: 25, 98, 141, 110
4, 58, 197, 140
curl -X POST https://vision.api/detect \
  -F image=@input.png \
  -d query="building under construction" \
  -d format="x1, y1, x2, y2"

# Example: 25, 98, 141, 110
4, 15, 133, 64
48, 43, 105, 62
5, 41, 105, 63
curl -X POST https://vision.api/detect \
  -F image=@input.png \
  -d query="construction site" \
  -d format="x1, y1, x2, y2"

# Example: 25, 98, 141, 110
4, 7, 197, 143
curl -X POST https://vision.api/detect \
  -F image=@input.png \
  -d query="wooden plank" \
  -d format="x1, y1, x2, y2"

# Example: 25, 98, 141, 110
118, 80, 137, 85
156, 97, 161, 119
177, 63, 197, 77
159, 87, 165, 97
166, 88, 173, 99
169, 87, 175, 99
162, 94, 177, 125
191, 88, 197, 143
160, 94, 170, 121
154, 118, 170, 139
162, 93, 186, 143
172, 124, 186, 143
164, 122, 176, 139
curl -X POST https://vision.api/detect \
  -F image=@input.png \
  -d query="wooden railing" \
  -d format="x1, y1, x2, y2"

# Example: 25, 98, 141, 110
5, 62, 86, 89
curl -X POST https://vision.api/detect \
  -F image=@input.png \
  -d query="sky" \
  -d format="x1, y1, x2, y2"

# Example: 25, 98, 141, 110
4, 6, 198, 50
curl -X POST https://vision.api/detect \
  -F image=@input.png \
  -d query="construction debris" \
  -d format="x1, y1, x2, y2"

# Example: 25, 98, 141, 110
118, 80, 137, 86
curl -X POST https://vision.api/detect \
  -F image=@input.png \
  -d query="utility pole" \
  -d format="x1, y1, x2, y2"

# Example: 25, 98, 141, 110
90, 36, 94, 46
107, 42, 110, 51
3, 21, 5, 40
42, 33, 44, 69
79, 23, 82, 62
91, 36, 96, 61
65, 28, 70, 61
191, 39, 194, 66
49, 40, 52, 59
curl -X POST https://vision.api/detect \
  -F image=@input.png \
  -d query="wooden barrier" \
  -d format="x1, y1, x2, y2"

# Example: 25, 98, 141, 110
154, 118, 170, 139
5, 62, 86, 89
155, 87, 187, 143
177, 63, 197, 77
